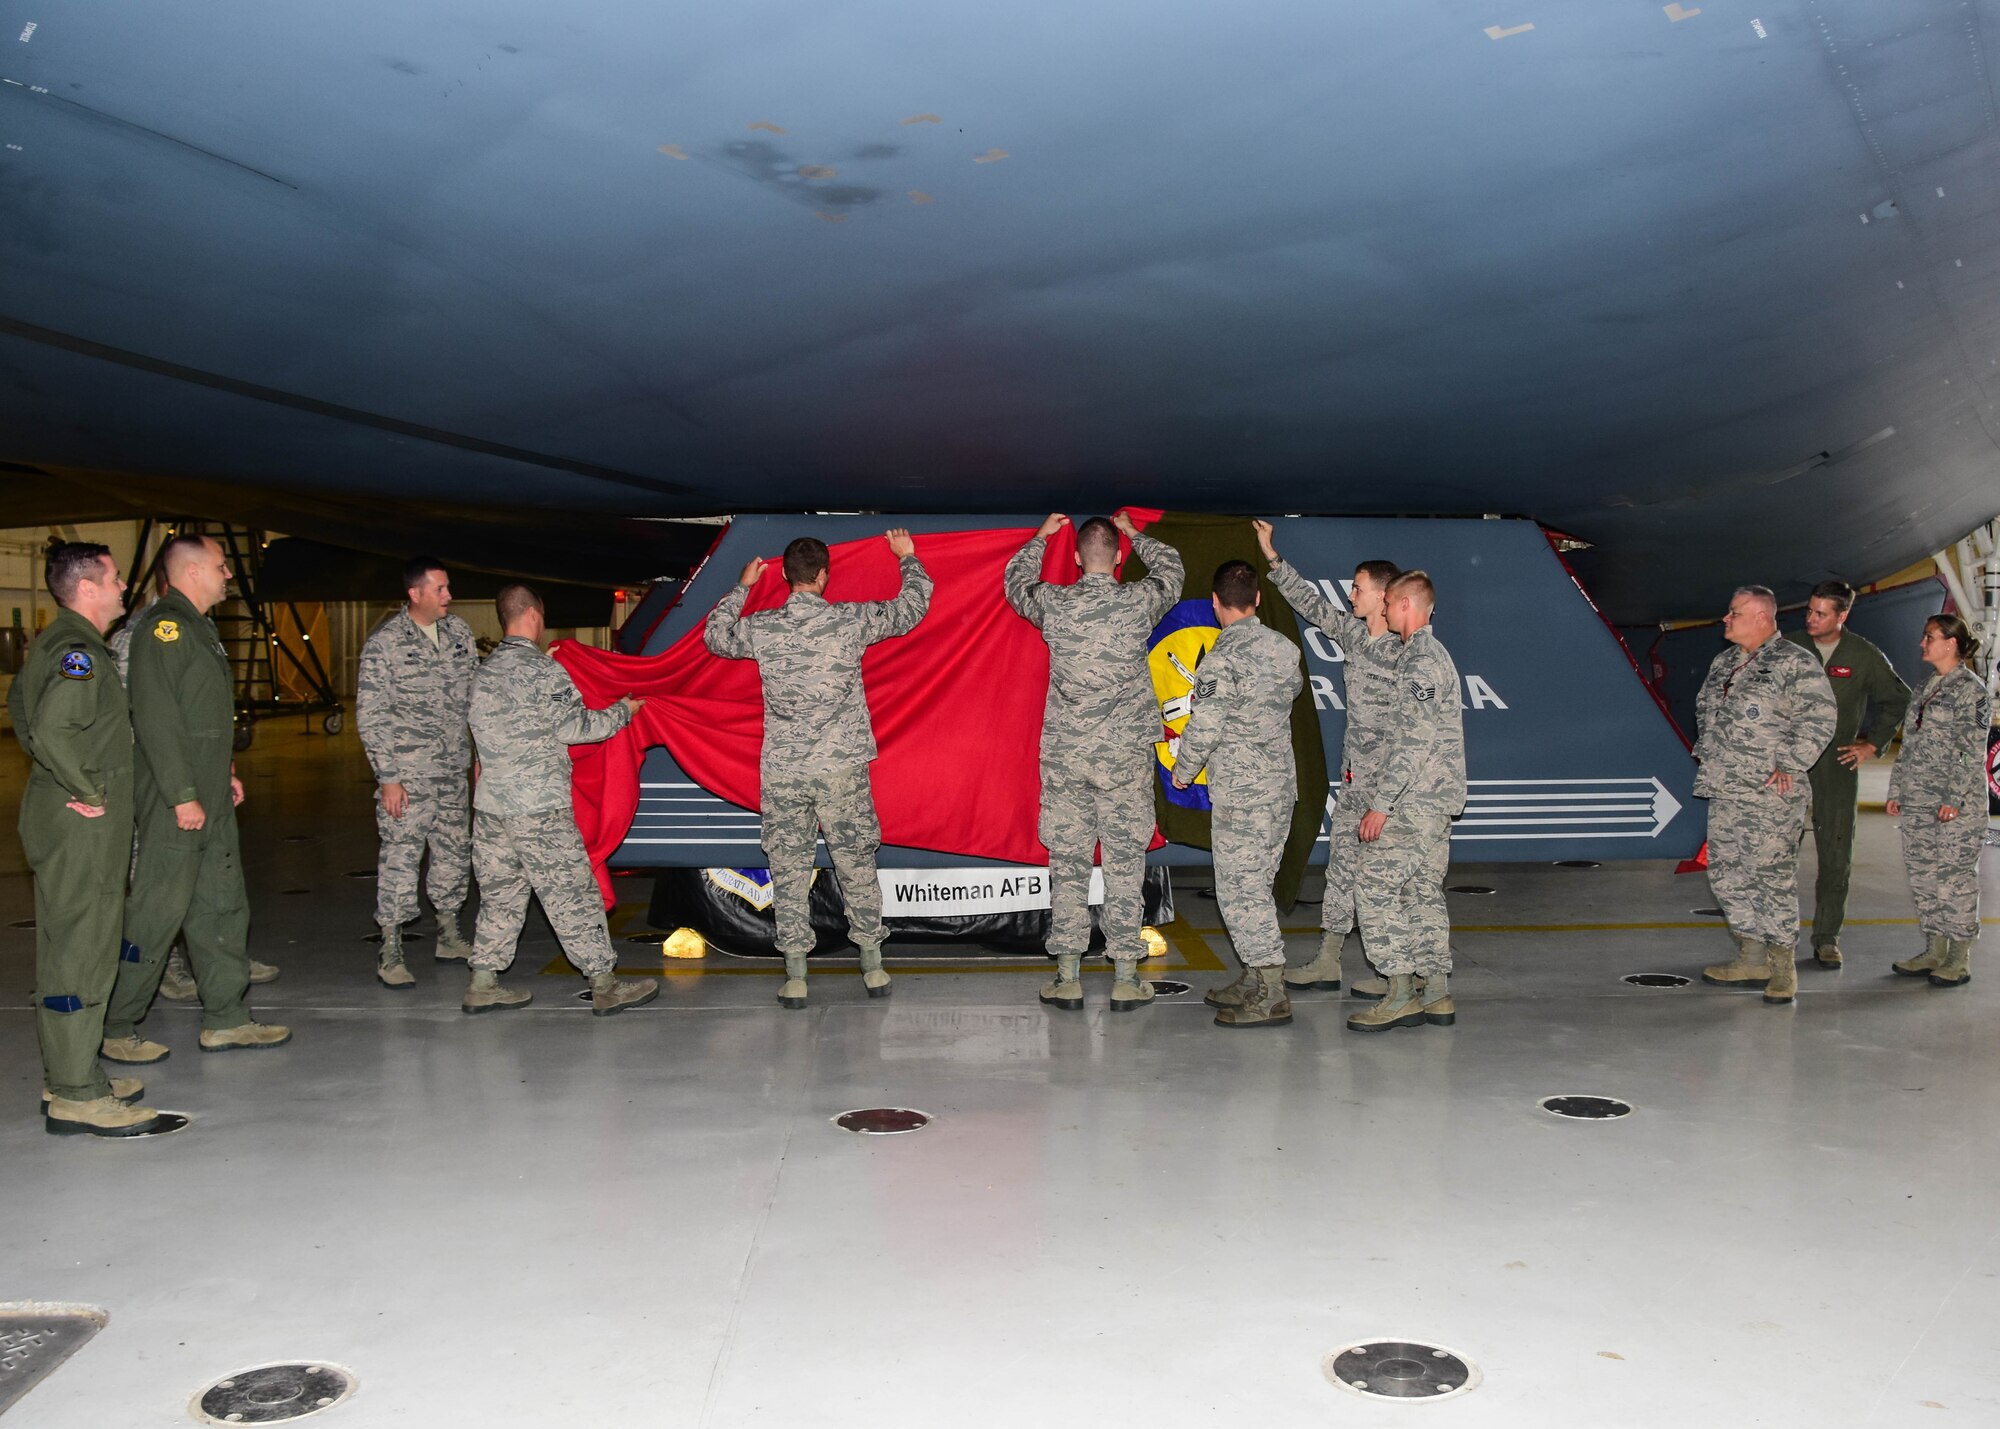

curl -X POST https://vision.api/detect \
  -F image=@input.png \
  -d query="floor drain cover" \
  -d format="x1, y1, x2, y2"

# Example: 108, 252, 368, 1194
194, 1362, 356, 1424
0, 1303, 107, 1416
1148, 980, 1192, 996
1554, 859, 1601, 869
1623, 973, 1692, 988
835, 1108, 930, 1135
1540, 1094, 1633, 1120
344, 870, 376, 880
1325, 1340, 1477, 1401
1693, 907, 1724, 917
1446, 884, 1495, 895
132, 1112, 192, 1137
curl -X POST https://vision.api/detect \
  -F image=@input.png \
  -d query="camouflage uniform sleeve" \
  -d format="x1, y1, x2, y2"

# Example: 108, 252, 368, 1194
18, 646, 110, 805
703, 584, 755, 658
543, 660, 632, 747
1939, 676, 1993, 807
1857, 641, 1912, 750
1779, 658, 1837, 775
1002, 536, 1049, 627
129, 620, 200, 806
857, 555, 933, 643
1369, 646, 1433, 814
1268, 558, 1384, 667
1126, 531, 1184, 625
1691, 652, 1727, 766
354, 631, 399, 782
1173, 642, 1233, 784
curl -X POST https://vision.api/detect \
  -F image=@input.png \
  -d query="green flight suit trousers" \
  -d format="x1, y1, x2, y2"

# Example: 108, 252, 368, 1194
107, 801, 252, 1036
1806, 759, 1858, 949
23, 796, 129, 1101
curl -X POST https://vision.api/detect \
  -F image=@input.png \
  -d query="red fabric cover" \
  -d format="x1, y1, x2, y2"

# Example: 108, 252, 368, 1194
553, 512, 1163, 906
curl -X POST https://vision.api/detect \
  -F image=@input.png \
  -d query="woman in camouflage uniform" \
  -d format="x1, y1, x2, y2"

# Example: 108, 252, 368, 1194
1885, 614, 1992, 987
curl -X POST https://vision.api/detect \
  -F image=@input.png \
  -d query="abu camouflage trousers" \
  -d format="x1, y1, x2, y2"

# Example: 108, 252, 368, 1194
374, 773, 471, 927
1705, 791, 1808, 948
762, 762, 884, 956
1354, 802, 1453, 977
1898, 806, 1985, 941
1040, 747, 1153, 963
469, 807, 615, 976
1322, 786, 1364, 943
1211, 797, 1292, 968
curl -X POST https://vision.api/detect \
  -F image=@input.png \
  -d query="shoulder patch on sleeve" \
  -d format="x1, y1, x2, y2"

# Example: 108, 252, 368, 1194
153, 619, 180, 643
59, 649, 95, 680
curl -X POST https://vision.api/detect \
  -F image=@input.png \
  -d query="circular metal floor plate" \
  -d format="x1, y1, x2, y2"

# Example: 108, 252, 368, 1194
834, 1107, 931, 1135
343, 870, 376, 880
1692, 907, 1725, 917
1539, 1094, 1634, 1120
1446, 884, 1496, 895
1623, 973, 1692, 988
1554, 859, 1601, 869
132, 1111, 192, 1138
192, 1362, 355, 1423
1147, 980, 1192, 996
1325, 1340, 1478, 1401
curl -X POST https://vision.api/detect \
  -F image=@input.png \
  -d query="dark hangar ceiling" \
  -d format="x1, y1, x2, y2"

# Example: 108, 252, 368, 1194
2, 0, 1997, 619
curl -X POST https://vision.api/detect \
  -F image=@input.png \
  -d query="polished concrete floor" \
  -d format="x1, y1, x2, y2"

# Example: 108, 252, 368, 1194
4, 724, 1997, 1426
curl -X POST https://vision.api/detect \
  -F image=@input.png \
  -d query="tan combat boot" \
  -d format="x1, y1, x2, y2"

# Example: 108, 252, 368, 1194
858, 943, 892, 999
100, 1035, 170, 1065
1702, 936, 1772, 987
1203, 965, 1251, 1009
1347, 974, 1391, 1000
1419, 971, 1456, 1026
248, 959, 280, 984
1762, 943, 1798, 1004
1109, 959, 1155, 1012
1894, 935, 1948, 977
1039, 953, 1083, 1011
433, 905, 473, 962
376, 926, 416, 990
199, 1021, 292, 1052
778, 952, 810, 1010
42, 1077, 143, 1109
1928, 937, 1974, 988
1813, 942, 1843, 969
589, 970, 659, 1016
158, 946, 198, 1002
45, 1094, 163, 1138
1214, 965, 1292, 1029
1346, 973, 1426, 1032
462, 968, 531, 1013
1283, 931, 1343, 992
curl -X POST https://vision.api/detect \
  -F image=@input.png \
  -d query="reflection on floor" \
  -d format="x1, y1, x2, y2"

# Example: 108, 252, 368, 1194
3, 726, 1996, 1426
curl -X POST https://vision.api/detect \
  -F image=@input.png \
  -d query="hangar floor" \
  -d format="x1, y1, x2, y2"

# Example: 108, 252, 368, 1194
3, 725, 1997, 1427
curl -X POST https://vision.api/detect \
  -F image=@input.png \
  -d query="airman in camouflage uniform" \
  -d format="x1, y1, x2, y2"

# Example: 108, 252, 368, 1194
461, 584, 657, 1017
1345, 571, 1469, 1033
357, 558, 480, 988
704, 529, 932, 1008
1693, 586, 1837, 1005
1172, 560, 1304, 1029
1257, 519, 1402, 1000
1886, 616, 1992, 987
1005, 511, 1183, 1011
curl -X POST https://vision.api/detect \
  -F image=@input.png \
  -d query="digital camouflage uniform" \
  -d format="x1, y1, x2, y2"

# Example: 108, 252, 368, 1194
1888, 666, 1992, 943
107, 589, 259, 1036
1003, 530, 1182, 966
1354, 629, 1467, 978
1692, 635, 1837, 949
1783, 628, 1909, 950
466, 637, 631, 975
357, 609, 479, 927
9, 609, 132, 1101
703, 555, 932, 958
1174, 616, 1304, 969
1267, 559, 1402, 948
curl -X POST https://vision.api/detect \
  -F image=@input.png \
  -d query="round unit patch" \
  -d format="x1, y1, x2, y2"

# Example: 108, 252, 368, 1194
1324, 1340, 1479, 1401
59, 649, 95, 679
192, 1362, 356, 1424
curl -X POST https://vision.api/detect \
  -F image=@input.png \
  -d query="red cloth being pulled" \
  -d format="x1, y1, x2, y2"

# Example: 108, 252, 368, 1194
553, 515, 1159, 907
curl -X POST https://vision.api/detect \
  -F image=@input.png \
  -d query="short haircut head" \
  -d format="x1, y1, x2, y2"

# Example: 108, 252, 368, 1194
403, 555, 448, 594
1211, 559, 1260, 611
1808, 579, 1856, 612
161, 533, 214, 579
1075, 518, 1119, 565
1387, 569, 1436, 610
1353, 559, 1400, 592
782, 537, 830, 587
1732, 584, 1778, 619
1925, 612, 1982, 660
495, 583, 543, 625
46, 541, 114, 607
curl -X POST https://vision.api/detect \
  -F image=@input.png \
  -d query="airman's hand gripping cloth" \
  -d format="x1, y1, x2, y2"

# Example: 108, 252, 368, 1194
704, 553, 933, 1006
357, 609, 480, 981
1886, 665, 1992, 984
1692, 636, 1837, 1000
1173, 616, 1305, 1027
1004, 529, 1183, 1010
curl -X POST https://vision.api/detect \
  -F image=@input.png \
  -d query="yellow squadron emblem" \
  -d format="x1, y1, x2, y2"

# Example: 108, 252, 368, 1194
154, 619, 181, 643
